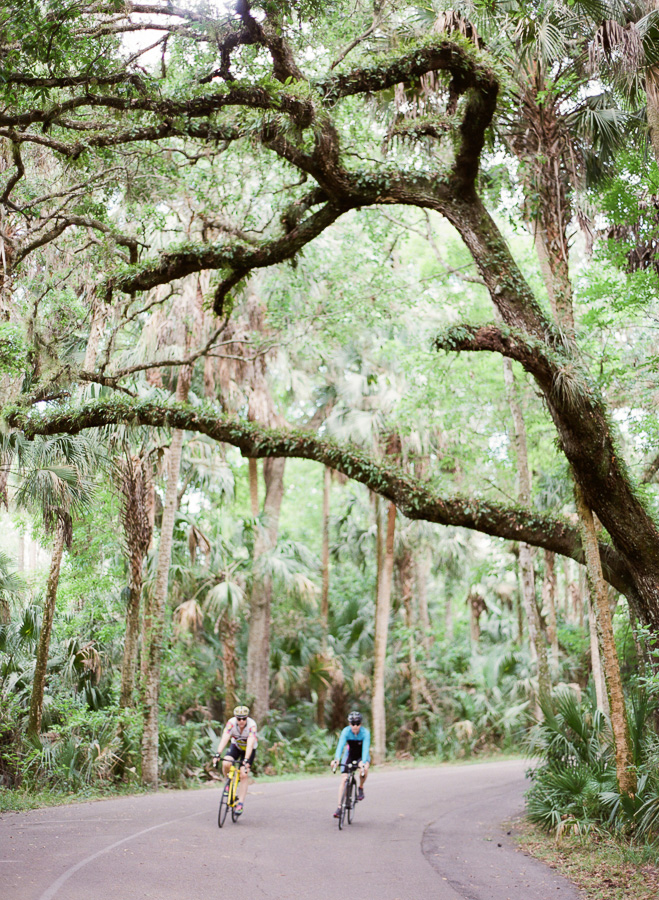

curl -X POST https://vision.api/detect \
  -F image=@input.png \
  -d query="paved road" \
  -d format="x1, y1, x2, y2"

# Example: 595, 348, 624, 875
0, 759, 580, 900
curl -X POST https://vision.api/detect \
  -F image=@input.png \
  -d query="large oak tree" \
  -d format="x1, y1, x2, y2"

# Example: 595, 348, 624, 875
2, 2, 659, 660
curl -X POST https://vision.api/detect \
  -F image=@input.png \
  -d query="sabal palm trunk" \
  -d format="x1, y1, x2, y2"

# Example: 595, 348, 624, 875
119, 458, 153, 709
222, 619, 239, 714
120, 548, 146, 709
316, 464, 331, 726
247, 456, 285, 723
415, 546, 432, 651
543, 550, 559, 672
575, 484, 636, 795
372, 501, 396, 765
27, 517, 66, 737
644, 1, 659, 167
400, 547, 421, 719
141, 425, 185, 787
519, 543, 551, 700
502, 355, 551, 699
141, 278, 203, 786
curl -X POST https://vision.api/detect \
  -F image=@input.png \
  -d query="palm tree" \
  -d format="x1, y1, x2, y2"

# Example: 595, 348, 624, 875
10, 433, 100, 736
114, 444, 155, 709
399, 1, 628, 332
0, 549, 24, 624
204, 578, 248, 715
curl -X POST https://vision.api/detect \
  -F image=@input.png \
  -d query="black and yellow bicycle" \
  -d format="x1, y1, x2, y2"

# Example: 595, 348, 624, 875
217, 762, 242, 828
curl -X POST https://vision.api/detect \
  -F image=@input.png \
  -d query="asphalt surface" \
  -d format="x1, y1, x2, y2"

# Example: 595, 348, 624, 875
0, 759, 581, 900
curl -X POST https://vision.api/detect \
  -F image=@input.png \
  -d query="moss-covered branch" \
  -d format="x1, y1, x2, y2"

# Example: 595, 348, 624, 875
110, 202, 346, 314
5, 397, 632, 594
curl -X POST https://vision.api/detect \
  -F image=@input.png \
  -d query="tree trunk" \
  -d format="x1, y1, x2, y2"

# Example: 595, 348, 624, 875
372, 501, 396, 765
222, 619, 239, 714
468, 591, 486, 645
140, 422, 186, 787
81, 298, 106, 378
587, 589, 609, 715
519, 542, 552, 700
246, 456, 286, 723
575, 483, 636, 796
645, 55, 659, 167
516, 585, 524, 644
445, 592, 454, 642
513, 80, 575, 336
316, 464, 331, 726
543, 549, 559, 673
501, 354, 551, 699
120, 554, 144, 709
399, 547, 421, 719
415, 544, 432, 651
141, 278, 201, 787
374, 492, 382, 603
119, 456, 154, 709
577, 568, 585, 630
27, 518, 66, 737
248, 458, 259, 517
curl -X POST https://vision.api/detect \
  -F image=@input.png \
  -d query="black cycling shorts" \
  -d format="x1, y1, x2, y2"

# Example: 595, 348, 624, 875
223, 743, 256, 767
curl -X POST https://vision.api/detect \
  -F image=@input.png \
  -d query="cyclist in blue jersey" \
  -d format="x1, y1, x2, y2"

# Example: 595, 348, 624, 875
330, 711, 370, 818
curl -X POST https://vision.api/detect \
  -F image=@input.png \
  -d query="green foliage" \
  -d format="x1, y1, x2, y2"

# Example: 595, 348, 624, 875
0, 324, 27, 375
260, 707, 335, 774
526, 688, 659, 841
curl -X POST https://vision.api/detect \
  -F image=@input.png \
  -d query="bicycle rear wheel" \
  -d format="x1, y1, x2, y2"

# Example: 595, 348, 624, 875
218, 778, 230, 828
347, 775, 356, 824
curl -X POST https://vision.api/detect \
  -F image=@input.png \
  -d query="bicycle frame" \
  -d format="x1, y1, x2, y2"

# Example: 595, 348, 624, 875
337, 760, 363, 830
218, 762, 242, 828
227, 764, 240, 806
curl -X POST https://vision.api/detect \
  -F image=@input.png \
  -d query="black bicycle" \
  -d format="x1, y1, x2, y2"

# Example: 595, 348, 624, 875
337, 760, 363, 830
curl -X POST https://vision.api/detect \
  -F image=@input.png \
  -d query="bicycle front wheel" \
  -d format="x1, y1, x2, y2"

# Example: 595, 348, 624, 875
338, 778, 350, 830
230, 773, 241, 822
346, 775, 356, 824
218, 778, 230, 828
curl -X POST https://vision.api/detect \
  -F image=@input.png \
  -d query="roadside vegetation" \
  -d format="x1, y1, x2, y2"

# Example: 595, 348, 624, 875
517, 819, 659, 900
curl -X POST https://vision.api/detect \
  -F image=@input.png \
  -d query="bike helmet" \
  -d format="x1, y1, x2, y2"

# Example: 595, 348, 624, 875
348, 711, 362, 725
233, 705, 250, 717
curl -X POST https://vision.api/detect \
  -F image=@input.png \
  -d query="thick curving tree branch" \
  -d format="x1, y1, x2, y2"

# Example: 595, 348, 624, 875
5, 397, 632, 596
434, 319, 659, 632
110, 202, 348, 314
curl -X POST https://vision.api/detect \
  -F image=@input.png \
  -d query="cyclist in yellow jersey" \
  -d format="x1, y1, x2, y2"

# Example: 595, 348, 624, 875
213, 705, 258, 815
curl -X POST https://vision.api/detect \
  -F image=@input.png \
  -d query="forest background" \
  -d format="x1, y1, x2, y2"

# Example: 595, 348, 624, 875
2, 0, 659, 857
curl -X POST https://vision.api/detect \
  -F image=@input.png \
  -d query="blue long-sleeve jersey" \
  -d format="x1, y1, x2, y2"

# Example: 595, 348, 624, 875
334, 725, 371, 764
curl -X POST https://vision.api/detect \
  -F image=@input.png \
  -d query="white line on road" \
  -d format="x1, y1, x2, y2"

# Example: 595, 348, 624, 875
37, 809, 207, 900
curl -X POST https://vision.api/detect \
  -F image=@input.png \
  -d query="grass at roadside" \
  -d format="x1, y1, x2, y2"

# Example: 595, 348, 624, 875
515, 818, 659, 900
0, 783, 150, 814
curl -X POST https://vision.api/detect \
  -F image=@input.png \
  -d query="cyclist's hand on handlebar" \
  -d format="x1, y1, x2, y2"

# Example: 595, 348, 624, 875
330, 759, 338, 771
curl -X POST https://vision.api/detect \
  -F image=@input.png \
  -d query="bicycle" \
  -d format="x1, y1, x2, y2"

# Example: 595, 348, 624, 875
217, 761, 242, 828
335, 760, 364, 830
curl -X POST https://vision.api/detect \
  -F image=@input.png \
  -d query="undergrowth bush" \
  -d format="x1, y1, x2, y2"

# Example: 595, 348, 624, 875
526, 688, 659, 842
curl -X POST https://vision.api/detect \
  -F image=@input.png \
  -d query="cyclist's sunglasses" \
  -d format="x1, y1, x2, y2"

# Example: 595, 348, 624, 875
236, 716, 247, 721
